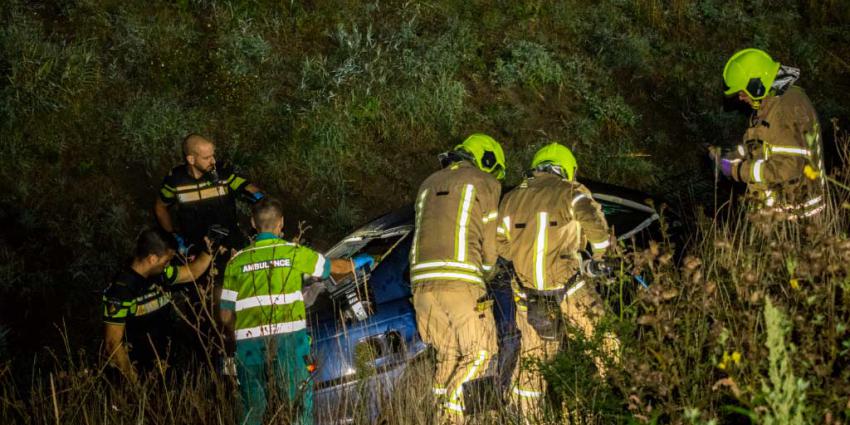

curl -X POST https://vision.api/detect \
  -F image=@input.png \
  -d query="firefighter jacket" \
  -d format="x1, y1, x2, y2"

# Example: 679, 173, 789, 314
727, 86, 826, 219
496, 172, 610, 292
409, 161, 501, 287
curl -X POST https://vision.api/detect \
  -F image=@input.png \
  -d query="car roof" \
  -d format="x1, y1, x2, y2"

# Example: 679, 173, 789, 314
339, 178, 667, 241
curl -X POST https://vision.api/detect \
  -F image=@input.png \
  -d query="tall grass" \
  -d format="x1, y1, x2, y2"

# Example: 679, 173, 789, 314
3, 130, 848, 424
760, 297, 808, 425
1, 0, 850, 423
586, 129, 850, 423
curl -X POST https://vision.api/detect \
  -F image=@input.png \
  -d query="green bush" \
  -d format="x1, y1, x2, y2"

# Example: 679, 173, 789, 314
495, 41, 564, 88
120, 95, 200, 172
760, 298, 809, 425
0, 0, 849, 421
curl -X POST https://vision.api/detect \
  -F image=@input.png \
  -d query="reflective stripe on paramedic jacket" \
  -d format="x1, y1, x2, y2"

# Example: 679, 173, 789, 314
728, 86, 825, 219
497, 172, 610, 291
410, 161, 501, 286
220, 233, 330, 341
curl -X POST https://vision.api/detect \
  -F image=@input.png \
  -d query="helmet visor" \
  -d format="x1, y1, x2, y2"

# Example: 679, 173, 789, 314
492, 164, 505, 180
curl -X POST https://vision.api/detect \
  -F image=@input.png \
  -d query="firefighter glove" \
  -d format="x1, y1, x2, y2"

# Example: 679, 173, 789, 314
718, 158, 734, 178
708, 149, 734, 178
582, 259, 615, 278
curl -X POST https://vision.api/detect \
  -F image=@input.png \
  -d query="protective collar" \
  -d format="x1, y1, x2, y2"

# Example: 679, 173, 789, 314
255, 232, 279, 241
771, 65, 800, 95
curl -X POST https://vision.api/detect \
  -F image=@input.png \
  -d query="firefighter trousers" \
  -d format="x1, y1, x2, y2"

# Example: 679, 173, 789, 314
413, 281, 498, 424
510, 283, 619, 419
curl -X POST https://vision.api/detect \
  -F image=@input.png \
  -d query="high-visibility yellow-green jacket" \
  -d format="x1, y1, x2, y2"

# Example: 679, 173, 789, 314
220, 233, 329, 341
409, 161, 501, 287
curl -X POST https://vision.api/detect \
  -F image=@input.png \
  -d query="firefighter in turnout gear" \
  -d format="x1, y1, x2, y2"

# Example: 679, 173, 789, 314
220, 198, 373, 425
410, 133, 505, 422
712, 48, 826, 220
496, 143, 618, 417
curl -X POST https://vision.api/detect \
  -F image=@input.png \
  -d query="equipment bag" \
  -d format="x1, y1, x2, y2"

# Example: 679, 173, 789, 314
525, 287, 567, 341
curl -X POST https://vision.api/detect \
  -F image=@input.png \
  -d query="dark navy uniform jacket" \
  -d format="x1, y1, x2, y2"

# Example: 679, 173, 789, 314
159, 163, 252, 247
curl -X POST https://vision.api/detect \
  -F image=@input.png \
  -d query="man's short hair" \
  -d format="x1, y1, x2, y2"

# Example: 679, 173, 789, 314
134, 228, 178, 259
182, 133, 213, 157
252, 198, 284, 230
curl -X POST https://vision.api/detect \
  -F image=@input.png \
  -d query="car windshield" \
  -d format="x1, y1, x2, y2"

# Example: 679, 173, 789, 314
325, 226, 411, 259
593, 193, 660, 242
306, 224, 413, 323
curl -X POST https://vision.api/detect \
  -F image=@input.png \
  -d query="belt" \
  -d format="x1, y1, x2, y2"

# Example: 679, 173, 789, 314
515, 272, 584, 299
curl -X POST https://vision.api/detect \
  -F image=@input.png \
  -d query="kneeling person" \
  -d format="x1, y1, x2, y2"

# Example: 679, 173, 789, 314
103, 229, 213, 383
219, 198, 373, 425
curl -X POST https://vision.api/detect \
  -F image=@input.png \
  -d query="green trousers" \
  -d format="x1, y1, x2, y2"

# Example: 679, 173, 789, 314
236, 330, 313, 425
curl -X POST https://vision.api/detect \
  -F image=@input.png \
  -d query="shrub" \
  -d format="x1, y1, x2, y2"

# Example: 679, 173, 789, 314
759, 297, 809, 425
494, 41, 564, 89
119, 95, 200, 173
1, 1, 849, 422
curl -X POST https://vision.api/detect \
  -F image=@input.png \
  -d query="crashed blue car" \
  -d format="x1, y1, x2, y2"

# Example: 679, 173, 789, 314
306, 180, 671, 424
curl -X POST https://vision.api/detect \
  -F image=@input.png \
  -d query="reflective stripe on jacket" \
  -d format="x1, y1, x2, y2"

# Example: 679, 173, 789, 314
221, 235, 329, 340
410, 161, 501, 286
159, 164, 251, 243
497, 172, 610, 291
728, 86, 826, 219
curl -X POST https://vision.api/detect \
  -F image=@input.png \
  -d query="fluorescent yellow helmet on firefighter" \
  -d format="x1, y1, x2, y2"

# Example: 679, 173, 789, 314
723, 48, 781, 101
531, 142, 577, 181
455, 133, 506, 180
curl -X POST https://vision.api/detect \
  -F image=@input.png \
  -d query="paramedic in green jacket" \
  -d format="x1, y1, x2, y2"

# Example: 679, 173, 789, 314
220, 198, 373, 425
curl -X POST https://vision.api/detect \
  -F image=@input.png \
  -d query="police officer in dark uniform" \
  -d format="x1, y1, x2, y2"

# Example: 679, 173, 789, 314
103, 229, 213, 382
154, 133, 264, 256
153, 134, 264, 365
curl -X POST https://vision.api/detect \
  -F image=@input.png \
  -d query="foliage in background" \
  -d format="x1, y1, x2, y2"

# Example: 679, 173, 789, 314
0, 0, 849, 422
4, 131, 850, 425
